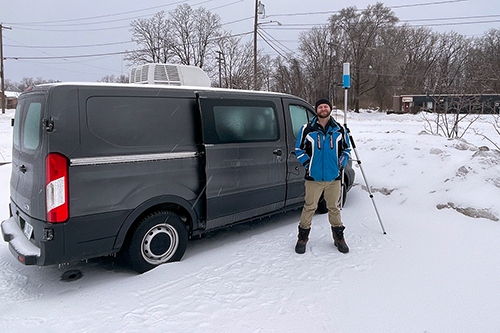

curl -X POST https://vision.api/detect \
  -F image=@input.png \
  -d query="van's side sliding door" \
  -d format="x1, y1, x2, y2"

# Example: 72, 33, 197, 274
197, 93, 287, 229
282, 98, 316, 207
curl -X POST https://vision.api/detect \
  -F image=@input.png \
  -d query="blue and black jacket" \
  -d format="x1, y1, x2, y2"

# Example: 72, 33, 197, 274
295, 116, 351, 181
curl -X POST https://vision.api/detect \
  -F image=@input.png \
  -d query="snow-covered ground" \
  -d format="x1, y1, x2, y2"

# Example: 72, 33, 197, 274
1, 108, 500, 333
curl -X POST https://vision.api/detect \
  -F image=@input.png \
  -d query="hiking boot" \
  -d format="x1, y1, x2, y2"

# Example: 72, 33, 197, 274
295, 226, 310, 254
332, 226, 349, 253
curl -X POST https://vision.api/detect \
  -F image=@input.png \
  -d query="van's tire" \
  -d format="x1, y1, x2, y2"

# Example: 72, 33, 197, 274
125, 211, 188, 273
341, 182, 348, 207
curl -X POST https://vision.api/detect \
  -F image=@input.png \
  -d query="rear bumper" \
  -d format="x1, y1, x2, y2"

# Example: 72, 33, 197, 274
1, 216, 41, 265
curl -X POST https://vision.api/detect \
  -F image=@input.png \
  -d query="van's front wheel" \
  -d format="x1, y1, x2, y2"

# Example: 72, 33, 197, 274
126, 211, 188, 273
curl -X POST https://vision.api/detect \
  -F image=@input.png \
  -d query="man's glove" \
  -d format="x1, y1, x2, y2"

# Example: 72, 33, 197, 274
339, 152, 349, 169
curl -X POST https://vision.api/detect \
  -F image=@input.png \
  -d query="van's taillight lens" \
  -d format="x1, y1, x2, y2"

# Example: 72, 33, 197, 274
46, 153, 69, 223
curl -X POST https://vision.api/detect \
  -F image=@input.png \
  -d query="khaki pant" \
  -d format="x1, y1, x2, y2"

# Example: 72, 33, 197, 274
299, 180, 343, 229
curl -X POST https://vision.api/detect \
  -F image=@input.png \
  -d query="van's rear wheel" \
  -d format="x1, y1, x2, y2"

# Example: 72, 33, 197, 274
341, 181, 347, 207
126, 211, 188, 273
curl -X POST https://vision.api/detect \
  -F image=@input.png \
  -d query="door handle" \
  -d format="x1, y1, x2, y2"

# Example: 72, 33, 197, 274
273, 149, 283, 156
19, 165, 27, 173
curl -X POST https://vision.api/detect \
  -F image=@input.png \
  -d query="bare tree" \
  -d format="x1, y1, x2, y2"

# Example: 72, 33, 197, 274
14, 77, 57, 92
215, 33, 254, 89
473, 115, 500, 151
270, 57, 306, 98
429, 32, 471, 95
126, 4, 222, 78
330, 2, 398, 112
125, 11, 172, 65
4, 79, 18, 92
259, 54, 275, 91
168, 4, 222, 68
422, 94, 483, 139
394, 26, 439, 95
470, 28, 500, 94
122, 2, 500, 109
98, 75, 129, 83
298, 26, 331, 102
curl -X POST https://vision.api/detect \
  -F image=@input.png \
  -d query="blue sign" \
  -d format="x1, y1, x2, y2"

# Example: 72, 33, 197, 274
343, 63, 350, 88
342, 75, 350, 88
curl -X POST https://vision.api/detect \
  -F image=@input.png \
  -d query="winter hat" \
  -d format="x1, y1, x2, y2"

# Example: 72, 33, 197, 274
315, 98, 332, 111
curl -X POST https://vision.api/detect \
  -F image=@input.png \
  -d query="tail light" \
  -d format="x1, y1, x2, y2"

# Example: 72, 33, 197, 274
46, 153, 69, 222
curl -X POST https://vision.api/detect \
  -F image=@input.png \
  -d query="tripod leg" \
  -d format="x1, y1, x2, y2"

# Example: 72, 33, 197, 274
349, 133, 387, 234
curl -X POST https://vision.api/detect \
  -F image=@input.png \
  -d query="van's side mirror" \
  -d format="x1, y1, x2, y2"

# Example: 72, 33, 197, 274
11, 118, 15, 127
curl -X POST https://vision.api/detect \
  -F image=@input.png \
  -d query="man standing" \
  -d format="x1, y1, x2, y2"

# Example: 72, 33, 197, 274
294, 98, 351, 254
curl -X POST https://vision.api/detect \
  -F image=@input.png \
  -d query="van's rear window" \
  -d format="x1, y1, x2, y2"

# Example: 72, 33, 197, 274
24, 103, 42, 149
13, 97, 43, 151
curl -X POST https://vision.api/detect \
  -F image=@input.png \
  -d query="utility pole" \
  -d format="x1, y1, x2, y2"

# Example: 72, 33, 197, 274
327, 42, 334, 108
1, 24, 12, 114
253, 1, 265, 91
216, 50, 223, 88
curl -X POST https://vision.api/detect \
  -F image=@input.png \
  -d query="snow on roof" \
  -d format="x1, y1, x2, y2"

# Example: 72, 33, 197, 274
2, 91, 21, 98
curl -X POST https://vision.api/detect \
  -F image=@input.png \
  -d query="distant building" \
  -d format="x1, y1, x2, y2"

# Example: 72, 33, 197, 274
392, 94, 500, 114
0, 91, 20, 109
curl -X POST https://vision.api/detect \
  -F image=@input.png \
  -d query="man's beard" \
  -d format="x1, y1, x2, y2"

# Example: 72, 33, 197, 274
317, 111, 330, 119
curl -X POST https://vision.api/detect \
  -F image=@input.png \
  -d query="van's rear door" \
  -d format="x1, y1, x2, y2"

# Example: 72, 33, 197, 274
11, 91, 48, 220
198, 93, 287, 229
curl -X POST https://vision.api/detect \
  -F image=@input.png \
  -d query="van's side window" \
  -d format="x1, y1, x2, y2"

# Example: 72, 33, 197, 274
87, 96, 197, 148
201, 99, 279, 144
289, 105, 314, 138
213, 106, 277, 143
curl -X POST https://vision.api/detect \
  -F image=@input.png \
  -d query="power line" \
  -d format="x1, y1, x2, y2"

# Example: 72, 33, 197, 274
208, 0, 245, 11
266, 0, 468, 18
259, 29, 296, 56
267, 10, 339, 18
4, 39, 134, 49
4, 0, 190, 25
4, 0, 213, 31
257, 31, 288, 59
10, 25, 131, 33
402, 14, 500, 22
222, 16, 254, 26
5, 31, 255, 61
19, 59, 125, 77
413, 19, 500, 27
6, 50, 130, 60
389, 0, 467, 9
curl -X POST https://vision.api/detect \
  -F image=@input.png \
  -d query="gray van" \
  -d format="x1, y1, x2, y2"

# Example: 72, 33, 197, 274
1, 83, 354, 273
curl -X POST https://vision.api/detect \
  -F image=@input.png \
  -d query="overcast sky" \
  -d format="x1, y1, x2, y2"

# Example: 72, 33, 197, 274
1, 0, 500, 84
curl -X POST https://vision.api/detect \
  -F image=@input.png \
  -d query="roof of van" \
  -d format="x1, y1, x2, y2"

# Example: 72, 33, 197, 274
32, 81, 303, 99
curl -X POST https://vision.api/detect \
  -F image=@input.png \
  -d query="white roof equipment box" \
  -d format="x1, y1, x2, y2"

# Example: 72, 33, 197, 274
129, 63, 211, 87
